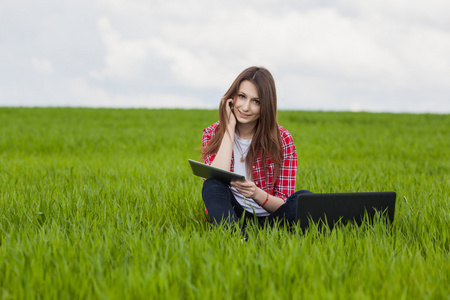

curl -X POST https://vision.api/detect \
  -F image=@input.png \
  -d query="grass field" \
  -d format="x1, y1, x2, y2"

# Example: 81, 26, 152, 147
0, 107, 448, 299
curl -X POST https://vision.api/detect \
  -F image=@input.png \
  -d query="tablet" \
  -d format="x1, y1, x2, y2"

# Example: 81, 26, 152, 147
188, 159, 245, 184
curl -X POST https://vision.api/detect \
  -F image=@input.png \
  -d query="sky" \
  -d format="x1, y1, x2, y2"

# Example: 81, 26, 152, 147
1, 0, 449, 113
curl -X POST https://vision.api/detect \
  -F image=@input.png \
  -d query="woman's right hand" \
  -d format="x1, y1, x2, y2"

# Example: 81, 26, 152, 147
211, 97, 236, 170
223, 97, 236, 133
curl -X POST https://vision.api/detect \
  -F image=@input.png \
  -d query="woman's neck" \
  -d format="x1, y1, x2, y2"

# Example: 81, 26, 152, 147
236, 123, 256, 140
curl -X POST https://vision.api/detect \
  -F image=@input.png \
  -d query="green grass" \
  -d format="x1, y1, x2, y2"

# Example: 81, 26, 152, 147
0, 107, 448, 299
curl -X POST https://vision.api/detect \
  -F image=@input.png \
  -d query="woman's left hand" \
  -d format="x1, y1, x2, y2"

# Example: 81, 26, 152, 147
230, 180, 260, 199
231, 180, 285, 212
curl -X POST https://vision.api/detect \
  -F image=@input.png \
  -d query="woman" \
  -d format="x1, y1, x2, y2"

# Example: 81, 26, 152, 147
201, 66, 311, 238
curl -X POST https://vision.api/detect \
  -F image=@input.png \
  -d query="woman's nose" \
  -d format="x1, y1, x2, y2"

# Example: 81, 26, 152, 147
242, 100, 250, 111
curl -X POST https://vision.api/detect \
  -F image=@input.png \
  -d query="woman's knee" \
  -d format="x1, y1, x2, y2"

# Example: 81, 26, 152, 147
202, 178, 231, 205
202, 178, 227, 192
285, 190, 313, 203
297, 190, 313, 194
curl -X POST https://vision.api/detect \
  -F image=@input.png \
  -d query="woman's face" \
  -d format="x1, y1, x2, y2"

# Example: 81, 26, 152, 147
233, 80, 261, 127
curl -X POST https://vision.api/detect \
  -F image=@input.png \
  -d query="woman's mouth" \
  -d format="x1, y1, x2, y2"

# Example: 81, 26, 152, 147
238, 110, 250, 118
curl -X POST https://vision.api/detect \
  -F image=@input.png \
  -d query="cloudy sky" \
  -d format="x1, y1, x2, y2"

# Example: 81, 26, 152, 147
1, 0, 449, 113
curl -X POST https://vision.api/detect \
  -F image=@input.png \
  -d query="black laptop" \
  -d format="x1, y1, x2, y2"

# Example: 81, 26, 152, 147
296, 192, 396, 231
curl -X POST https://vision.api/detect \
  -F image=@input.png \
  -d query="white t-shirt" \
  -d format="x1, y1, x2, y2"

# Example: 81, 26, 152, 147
231, 134, 270, 217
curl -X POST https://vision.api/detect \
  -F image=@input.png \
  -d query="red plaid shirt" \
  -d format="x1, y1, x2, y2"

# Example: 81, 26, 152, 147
202, 121, 297, 201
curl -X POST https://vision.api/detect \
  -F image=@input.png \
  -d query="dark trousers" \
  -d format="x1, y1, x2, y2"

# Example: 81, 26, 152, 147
202, 178, 313, 237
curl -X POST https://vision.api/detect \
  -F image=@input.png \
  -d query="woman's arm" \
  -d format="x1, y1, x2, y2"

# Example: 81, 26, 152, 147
210, 98, 236, 171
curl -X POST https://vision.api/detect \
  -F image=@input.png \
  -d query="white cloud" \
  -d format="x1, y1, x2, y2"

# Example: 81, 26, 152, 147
31, 58, 53, 74
69, 77, 211, 108
400, 25, 450, 86
90, 14, 237, 89
90, 16, 151, 80
1, 0, 449, 113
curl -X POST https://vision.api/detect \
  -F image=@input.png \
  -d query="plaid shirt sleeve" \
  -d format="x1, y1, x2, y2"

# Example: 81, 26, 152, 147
202, 121, 219, 165
273, 126, 297, 200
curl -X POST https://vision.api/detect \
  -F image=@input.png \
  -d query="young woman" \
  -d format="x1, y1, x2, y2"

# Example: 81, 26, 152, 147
201, 66, 311, 238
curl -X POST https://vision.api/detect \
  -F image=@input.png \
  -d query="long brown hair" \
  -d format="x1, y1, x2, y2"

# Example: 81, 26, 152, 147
202, 66, 283, 183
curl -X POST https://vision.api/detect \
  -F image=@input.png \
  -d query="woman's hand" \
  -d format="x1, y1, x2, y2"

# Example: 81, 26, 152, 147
231, 180, 285, 212
223, 97, 236, 133
230, 180, 262, 199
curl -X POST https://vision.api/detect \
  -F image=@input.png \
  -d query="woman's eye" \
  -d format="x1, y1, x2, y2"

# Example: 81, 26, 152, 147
253, 99, 260, 105
238, 94, 245, 99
